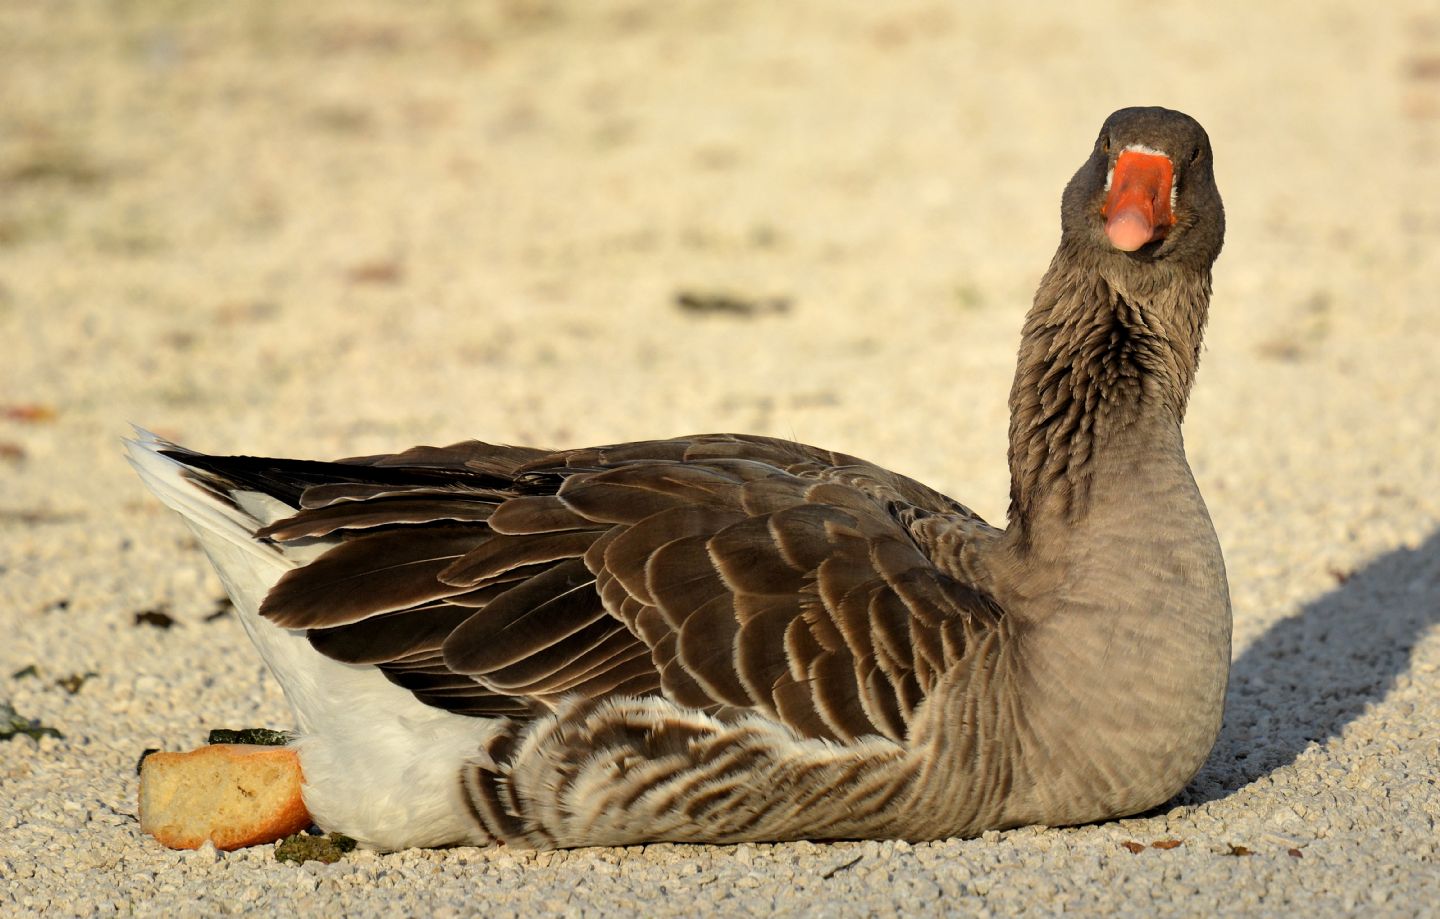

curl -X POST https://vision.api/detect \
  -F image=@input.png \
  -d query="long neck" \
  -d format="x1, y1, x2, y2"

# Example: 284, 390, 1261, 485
981, 242, 1229, 829
1005, 240, 1211, 537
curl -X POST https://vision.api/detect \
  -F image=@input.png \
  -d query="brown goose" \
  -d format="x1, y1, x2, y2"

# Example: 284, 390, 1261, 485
128, 106, 1229, 851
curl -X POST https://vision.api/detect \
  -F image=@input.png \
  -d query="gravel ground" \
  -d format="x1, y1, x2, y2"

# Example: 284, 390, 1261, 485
3, 2, 1439, 915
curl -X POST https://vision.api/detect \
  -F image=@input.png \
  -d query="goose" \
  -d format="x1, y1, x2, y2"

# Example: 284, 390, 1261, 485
127, 106, 1230, 851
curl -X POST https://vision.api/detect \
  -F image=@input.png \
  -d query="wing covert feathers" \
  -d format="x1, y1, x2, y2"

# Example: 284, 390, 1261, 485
222, 434, 1001, 741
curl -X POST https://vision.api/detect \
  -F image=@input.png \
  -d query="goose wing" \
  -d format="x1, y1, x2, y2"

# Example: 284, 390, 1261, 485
249, 434, 1004, 742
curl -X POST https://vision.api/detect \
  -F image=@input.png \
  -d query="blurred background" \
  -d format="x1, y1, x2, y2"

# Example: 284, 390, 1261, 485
2, 0, 1438, 631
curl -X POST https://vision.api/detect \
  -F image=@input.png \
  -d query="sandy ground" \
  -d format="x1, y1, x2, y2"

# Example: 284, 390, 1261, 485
3, 1, 1439, 915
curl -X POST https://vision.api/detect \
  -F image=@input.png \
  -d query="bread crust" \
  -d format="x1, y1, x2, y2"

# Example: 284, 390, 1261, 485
139, 743, 311, 851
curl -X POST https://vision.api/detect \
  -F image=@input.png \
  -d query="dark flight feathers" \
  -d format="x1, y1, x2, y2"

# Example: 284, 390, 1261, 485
186, 434, 1003, 742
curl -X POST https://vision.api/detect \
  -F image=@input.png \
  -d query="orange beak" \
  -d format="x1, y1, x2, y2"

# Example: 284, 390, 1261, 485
1102, 150, 1175, 252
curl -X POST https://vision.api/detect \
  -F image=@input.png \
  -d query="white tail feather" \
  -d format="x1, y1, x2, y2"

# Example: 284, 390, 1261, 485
124, 428, 328, 721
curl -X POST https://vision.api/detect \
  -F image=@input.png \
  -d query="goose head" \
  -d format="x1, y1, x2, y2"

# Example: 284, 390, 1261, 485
1060, 106, 1225, 274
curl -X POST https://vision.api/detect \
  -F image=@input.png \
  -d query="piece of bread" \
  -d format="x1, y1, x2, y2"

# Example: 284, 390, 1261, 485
139, 743, 311, 851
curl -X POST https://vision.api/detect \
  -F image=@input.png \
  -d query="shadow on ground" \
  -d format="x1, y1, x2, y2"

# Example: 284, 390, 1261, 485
1181, 527, 1440, 804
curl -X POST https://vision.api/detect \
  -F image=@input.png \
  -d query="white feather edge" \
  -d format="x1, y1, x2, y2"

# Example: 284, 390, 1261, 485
124, 428, 496, 850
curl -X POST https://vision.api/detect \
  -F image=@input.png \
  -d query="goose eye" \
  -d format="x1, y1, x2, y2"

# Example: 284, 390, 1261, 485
1189, 146, 1202, 164
1101, 137, 1111, 155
